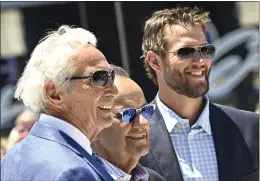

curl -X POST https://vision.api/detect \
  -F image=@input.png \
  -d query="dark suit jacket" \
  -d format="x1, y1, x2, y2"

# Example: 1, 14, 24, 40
1, 121, 115, 181
146, 167, 166, 181
140, 99, 259, 181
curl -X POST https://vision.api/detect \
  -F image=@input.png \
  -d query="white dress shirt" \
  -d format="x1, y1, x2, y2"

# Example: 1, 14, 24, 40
38, 114, 92, 155
156, 94, 219, 181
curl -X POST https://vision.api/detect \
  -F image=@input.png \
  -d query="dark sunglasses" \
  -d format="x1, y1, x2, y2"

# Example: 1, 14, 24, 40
112, 104, 156, 123
65, 69, 115, 87
168, 44, 216, 60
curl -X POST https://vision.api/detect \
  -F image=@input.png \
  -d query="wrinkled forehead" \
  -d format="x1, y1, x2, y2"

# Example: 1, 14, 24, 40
70, 46, 110, 74
114, 91, 146, 109
113, 76, 146, 109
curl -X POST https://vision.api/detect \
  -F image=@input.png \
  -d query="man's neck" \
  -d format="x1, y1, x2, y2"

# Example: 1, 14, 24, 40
92, 142, 139, 174
48, 110, 99, 142
158, 86, 205, 126
108, 152, 140, 174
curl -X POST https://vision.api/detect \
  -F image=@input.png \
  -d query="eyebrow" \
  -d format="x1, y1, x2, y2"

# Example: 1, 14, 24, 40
115, 91, 146, 108
178, 43, 208, 48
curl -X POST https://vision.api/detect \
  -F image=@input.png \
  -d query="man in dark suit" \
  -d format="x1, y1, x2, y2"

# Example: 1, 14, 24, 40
92, 65, 166, 181
1, 25, 117, 181
139, 7, 259, 181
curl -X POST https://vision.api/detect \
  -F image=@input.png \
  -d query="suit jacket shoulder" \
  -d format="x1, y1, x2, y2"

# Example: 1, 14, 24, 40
212, 103, 259, 153
55, 166, 102, 181
214, 103, 258, 123
209, 103, 259, 181
1, 121, 114, 181
1, 134, 100, 181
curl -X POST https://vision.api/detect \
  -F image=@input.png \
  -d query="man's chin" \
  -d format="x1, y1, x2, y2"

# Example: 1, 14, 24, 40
184, 82, 209, 98
132, 145, 149, 156
185, 90, 207, 98
141, 148, 149, 156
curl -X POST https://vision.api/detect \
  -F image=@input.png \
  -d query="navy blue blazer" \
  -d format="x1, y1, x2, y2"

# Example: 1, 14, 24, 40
140, 99, 259, 181
1, 121, 115, 181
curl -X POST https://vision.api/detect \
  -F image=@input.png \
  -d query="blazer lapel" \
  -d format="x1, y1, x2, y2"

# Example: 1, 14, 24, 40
30, 122, 115, 181
58, 131, 115, 181
209, 103, 236, 181
149, 99, 183, 181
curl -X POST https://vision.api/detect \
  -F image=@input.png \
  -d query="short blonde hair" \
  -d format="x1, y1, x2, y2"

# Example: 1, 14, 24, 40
142, 6, 210, 84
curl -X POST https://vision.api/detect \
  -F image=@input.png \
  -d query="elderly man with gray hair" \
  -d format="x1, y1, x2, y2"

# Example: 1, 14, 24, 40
1, 25, 117, 181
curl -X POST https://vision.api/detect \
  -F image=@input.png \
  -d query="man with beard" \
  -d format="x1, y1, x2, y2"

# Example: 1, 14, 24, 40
139, 7, 259, 181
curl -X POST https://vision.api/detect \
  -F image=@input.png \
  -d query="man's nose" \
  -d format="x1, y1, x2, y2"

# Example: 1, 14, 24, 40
191, 51, 206, 66
132, 114, 150, 128
104, 80, 118, 98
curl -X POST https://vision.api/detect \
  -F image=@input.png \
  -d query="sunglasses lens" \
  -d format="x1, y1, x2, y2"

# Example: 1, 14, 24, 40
92, 71, 108, 86
141, 105, 155, 120
177, 47, 196, 60
122, 108, 136, 123
92, 69, 115, 87
201, 45, 216, 59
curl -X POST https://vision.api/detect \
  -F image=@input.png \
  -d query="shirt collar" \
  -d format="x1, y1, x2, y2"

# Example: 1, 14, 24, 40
38, 114, 92, 155
156, 94, 179, 133
193, 96, 211, 135
131, 163, 149, 181
98, 155, 131, 180
98, 155, 149, 181
156, 93, 211, 135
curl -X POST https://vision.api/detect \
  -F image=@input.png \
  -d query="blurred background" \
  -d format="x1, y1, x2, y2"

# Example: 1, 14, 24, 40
0, 1, 259, 156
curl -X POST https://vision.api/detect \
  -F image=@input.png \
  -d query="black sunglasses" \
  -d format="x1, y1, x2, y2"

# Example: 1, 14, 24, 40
65, 69, 115, 87
168, 44, 216, 61
112, 104, 156, 123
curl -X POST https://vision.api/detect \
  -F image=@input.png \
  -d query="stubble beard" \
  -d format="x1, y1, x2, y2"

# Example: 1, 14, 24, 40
163, 63, 210, 98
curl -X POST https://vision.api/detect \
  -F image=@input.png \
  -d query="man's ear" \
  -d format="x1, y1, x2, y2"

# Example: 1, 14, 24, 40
43, 81, 64, 109
146, 51, 163, 72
